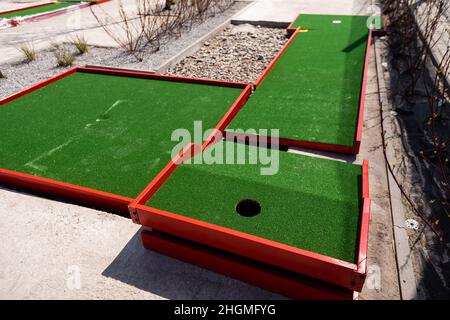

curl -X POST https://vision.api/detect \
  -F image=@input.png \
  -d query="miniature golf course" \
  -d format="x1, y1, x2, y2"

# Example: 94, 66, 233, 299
0, 70, 244, 198
0, 12, 372, 299
227, 14, 370, 151
0, 2, 74, 19
144, 141, 363, 263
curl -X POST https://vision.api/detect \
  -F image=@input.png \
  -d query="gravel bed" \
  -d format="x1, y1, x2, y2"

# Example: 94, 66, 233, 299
0, 1, 247, 98
165, 24, 288, 83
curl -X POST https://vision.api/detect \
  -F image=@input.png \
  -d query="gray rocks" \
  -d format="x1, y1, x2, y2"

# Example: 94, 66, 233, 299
0, 2, 248, 98
165, 25, 288, 83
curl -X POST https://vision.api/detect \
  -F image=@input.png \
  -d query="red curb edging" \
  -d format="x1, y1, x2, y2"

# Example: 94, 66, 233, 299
141, 229, 355, 300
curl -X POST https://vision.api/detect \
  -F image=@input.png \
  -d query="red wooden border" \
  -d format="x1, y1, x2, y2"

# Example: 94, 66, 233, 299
0, 66, 249, 105
224, 132, 356, 155
0, 67, 249, 216
130, 150, 371, 291
0, 67, 78, 106
356, 160, 371, 279
0, 168, 132, 213
141, 229, 355, 300
254, 28, 300, 88
354, 30, 373, 154
0, 1, 56, 16
202, 85, 252, 149
78, 66, 249, 89
129, 143, 201, 223
286, 13, 301, 35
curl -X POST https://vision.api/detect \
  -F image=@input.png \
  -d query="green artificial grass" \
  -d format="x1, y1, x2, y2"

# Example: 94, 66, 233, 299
228, 14, 369, 147
291, 13, 384, 31
0, 72, 243, 198
146, 141, 362, 263
0, 3, 74, 19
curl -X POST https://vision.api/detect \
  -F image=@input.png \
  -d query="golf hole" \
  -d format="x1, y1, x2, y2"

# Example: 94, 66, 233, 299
235, 199, 261, 217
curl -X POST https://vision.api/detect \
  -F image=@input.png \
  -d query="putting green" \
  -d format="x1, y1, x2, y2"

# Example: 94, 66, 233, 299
291, 13, 384, 31
228, 14, 369, 148
146, 141, 362, 263
0, 71, 243, 198
0, 3, 74, 19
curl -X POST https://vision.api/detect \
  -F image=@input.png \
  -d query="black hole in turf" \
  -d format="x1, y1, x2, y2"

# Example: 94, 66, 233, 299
235, 199, 261, 217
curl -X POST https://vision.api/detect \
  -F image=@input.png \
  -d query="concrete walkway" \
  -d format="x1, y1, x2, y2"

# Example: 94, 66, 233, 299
232, 0, 371, 26
0, 0, 376, 64
0, 0, 136, 64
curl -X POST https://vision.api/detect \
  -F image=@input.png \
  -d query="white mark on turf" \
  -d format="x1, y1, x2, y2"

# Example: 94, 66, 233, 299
104, 99, 126, 115
148, 158, 160, 170
25, 100, 127, 171
25, 138, 76, 172
84, 99, 127, 129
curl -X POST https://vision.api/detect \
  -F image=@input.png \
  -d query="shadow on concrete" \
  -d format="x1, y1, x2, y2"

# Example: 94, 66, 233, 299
102, 227, 285, 300
0, 184, 130, 218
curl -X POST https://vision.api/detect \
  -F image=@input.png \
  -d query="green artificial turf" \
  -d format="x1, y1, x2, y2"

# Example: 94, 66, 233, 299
146, 141, 362, 263
228, 14, 369, 147
0, 3, 74, 19
291, 13, 384, 31
0, 72, 243, 198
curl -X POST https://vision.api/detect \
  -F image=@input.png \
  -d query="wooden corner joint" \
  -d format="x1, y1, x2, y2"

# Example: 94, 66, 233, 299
129, 206, 140, 225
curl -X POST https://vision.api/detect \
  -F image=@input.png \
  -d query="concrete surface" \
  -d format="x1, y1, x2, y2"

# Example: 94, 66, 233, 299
0, 187, 282, 299
0, 0, 137, 64
232, 0, 372, 26
374, 37, 418, 300
356, 39, 401, 299
414, 0, 450, 83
